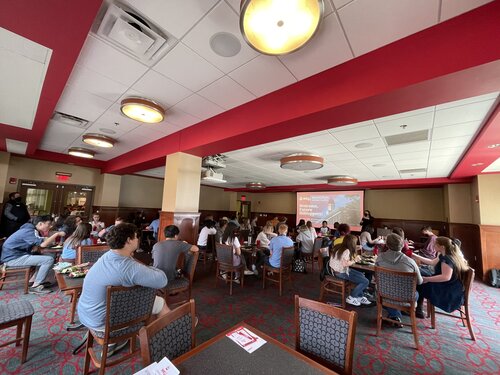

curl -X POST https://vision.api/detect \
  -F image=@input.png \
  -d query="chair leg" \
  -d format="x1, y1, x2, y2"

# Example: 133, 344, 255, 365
410, 309, 419, 350
376, 300, 382, 336
24, 269, 31, 294
99, 343, 108, 375
341, 282, 346, 309
459, 308, 466, 327
70, 291, 77, 324
21, 316, 32, 363
430, 305, 436, 329
215, 265, 219, 288
319, 282, 325, 302
464, 305, 476, 341
83, 334, 93, 375
279, 272, 283, 296
16, 321, 23, 346
262, 269, 266, 289
229, 271, 233, 296
130, 335, 136, 354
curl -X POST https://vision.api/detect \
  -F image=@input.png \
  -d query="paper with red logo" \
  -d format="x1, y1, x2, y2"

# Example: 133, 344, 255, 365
226, 326, 266, 353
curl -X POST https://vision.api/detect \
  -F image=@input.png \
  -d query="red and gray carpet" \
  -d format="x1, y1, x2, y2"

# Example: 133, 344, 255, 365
1, 267, 499, 374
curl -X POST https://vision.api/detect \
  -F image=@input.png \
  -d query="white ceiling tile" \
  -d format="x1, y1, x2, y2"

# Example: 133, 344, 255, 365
431, 135, 473, 150
296, 134, 339, 148
375, 111, 434, 137
153, 42, 224, 91
279, 13, 353, 80
400, 172, 427, 179
332, 0, 354, 10
358, 155, 393, 164
132, 69, 193, 108
229, 55, 297, 96
482, 157, 500, 173
198, 76, 255, 110
391, 151, 428, 161
388, 141, 430, 155
373, 106, 434, 123
174, 94, 224, 120
122, 0, 219, 39
38, 142, 67, 153
333, 125, 381, 143
88, 103, 140, 136
40, 120, 84, 149
56, 85, 113, 122
6, 139, 28, 155
431, 121, 481, 140
164, 105, 202, 127
435, 92, 498, 110
352, 147, 390, 159
182, 2, 258, 74
434, 99, 496, 127
429, 147, 463, 158
426, 170, 449, 178
393, 159, 428, 169
343, 137, 385, 152
77, 35, 148, 86
338, 0, 439, 56
440, 0, 494, 21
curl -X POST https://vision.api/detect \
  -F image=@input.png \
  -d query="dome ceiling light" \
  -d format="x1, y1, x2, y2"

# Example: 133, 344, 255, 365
280, 154, 323, 170
82, 133, 116, 148
240, 0, 324, 55
327, 175, 358, 186
246, 182, 267, 189
68, 147, 95, 159
120, 97, 165, 123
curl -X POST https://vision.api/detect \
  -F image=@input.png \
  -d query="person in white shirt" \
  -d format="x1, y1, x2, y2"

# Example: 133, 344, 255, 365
222, 222, 255, 280
256, 224, 277, 249
296, 225, 315, 254
306, 220, 317, 240
197, 220, 216, 249
319, 221, 330, 236
89, 213, 105, 237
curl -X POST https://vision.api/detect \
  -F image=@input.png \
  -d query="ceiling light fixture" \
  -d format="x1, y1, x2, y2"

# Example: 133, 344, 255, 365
83, 133, 116, 148
239, 0, 324, 55
120, 97, 165, 123
68, 147, 95, 159
327, 175, 358, 186
280, 154, 324, 170
354, 142, 373, 149
246, 182, 266, 189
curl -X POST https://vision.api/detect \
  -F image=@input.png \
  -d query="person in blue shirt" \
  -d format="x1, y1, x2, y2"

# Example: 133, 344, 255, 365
61, 222, 92, 263
1, 215, 65, 294
146, 214, 160, 241
268, 224, 294, 268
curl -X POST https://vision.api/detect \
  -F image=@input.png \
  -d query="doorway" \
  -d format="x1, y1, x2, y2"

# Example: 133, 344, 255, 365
18, 180, 95, 219
238, 201, 251, 220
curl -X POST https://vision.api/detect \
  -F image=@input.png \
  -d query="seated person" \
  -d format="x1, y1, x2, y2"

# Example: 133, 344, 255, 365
412, 226, 437, 259
61, 222, 92, 263
89, 213, 105, 237
412, 237, 468, 319
255, 224, 277, 249
306, 220, 317, 240
328, 234, 371, 306
319, 221, 330, 236
376, 234, 423, 325
359, 225, 382, 252
295, 219, 305, 233
333, 223, 350, 246
296, 225, 315, 255
392, 227, 412, 257
215, 218, 228, 244
332, 222, 340, 238
197, 220, 216, 250
221, 222, 254, 279
1, 215, 65, 294
267, 224, 294, 269
240, 217, 252, 231
78, 223, 169, 348
145, 213, 160, 241
98, 217, 124, 239
152, 225, 198, 281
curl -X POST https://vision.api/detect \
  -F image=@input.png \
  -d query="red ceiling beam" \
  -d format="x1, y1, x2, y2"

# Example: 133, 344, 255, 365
103, 2, 500, 175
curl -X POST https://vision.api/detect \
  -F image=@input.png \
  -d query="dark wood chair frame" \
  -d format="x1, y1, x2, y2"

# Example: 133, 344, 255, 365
294, 295, 357, 375
429, 267, 476, 341
139, 299, 196, 366
374, 266, 419, 350
301, 237, 323, 274
160, 251, 199, 307
199, 234, 216, 266
262, 246, 295, 296
0, 308, 33, 363
215, 243, 245, 295
83, 285, 156, 375
76, 244, 110, 264
0, 265, 34, 294
317, 254, 351, 308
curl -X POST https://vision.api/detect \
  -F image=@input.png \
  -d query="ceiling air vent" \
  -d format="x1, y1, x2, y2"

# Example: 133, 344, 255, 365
52, 112, 90, 129
94, 3, 176, 66
398, 168, 427, 174
385, 130, 429, 146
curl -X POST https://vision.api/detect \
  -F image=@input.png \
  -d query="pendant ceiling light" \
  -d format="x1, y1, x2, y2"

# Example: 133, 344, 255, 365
240, 0, 324, 55
327, 175, 358, 186
82, 133, 116, 148
280, 154, 323, 170
120, 97, 165, 123
246, 182, 267, 189
68, 147, 95, 159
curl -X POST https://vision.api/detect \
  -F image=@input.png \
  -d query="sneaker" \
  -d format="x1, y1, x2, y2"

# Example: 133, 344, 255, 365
357, 296, 372, 305
251, 264, 259, 276
28, 285, 52, 295
233, 278, 240, 284
221, 273, 227, 280
106, 340, 129, 358
244, 269, 254, 276
346, 296, 361, 306
363, 291, 374, 299
415, 309, 425, 319
388, 316, 403, 328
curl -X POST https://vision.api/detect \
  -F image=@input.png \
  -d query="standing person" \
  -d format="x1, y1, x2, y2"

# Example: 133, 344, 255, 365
376, 234, 423, 325
328, 234, 371, 306
89, 213, 105, 238
412, 237, 468, 319
360, 210, 375, 229
78, 223, 169, 354
1, 215, 65, 294
197, 220, 216, 250
152, 225, 198, 282
1, 192, 31, 237
61, 223, 92, 263
146, 213, 160, 241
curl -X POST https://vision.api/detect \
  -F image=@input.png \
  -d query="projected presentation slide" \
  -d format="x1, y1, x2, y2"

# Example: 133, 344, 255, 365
297, 191, 364, 231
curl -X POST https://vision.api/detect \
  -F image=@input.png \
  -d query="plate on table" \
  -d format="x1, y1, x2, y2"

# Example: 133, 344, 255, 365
67, 270, 88, 278
50, 245, 63, 249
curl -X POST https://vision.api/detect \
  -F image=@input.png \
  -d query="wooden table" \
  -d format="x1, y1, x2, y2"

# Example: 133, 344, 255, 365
351, 262, 375, 273
173, 322, 337, 374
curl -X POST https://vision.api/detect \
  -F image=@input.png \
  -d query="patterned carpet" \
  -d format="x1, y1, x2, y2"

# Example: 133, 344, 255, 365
1, 264, 499, 374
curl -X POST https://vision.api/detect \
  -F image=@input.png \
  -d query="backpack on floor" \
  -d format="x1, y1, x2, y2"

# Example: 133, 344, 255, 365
490, 269, 500, 288
292, 258, 306, 273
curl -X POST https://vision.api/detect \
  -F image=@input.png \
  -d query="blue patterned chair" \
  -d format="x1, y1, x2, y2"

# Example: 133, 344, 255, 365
374, 266, 419, 350
0, 300, 34, 363
215, 243, 245, 296
139, 299, 196, 366
83, 285, 157, 375
77, 244, 109, 264
262, 246, 295, 296
294, 295, 357, 375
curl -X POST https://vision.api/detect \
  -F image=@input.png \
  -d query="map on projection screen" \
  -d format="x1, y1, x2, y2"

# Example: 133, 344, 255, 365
296, 191, 364, 231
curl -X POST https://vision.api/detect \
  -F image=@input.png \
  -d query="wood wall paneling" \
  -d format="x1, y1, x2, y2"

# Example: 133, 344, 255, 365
159, 211, 200, 245
479, 225, 500, 282
93, 206, 160, 229
448, 223, 482, 278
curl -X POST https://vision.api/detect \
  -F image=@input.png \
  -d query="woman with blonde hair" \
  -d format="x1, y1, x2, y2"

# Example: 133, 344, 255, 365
413, 236, 468, 317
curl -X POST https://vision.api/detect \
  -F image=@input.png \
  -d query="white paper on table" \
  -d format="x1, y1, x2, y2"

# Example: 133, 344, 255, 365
133, 357, 179, 375
226, 326, 267, 353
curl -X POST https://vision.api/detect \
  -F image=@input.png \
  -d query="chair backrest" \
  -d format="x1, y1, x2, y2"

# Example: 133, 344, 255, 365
206, 234, 216, 252
313, 237, 323, 252
185, 251, 199, 284
462, 267, 475, 306
104, 285, 157, 338
374, 266, 417, 303
139, 299, 196, 366
295, 295, 357, 375
280, 246, 295, 269
77, 244, 109, 264
215, 243, 234, 266
239, 230, 250, 243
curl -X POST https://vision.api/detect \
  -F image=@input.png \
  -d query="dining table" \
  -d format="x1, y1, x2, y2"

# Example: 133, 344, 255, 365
173, 322, 337, 374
